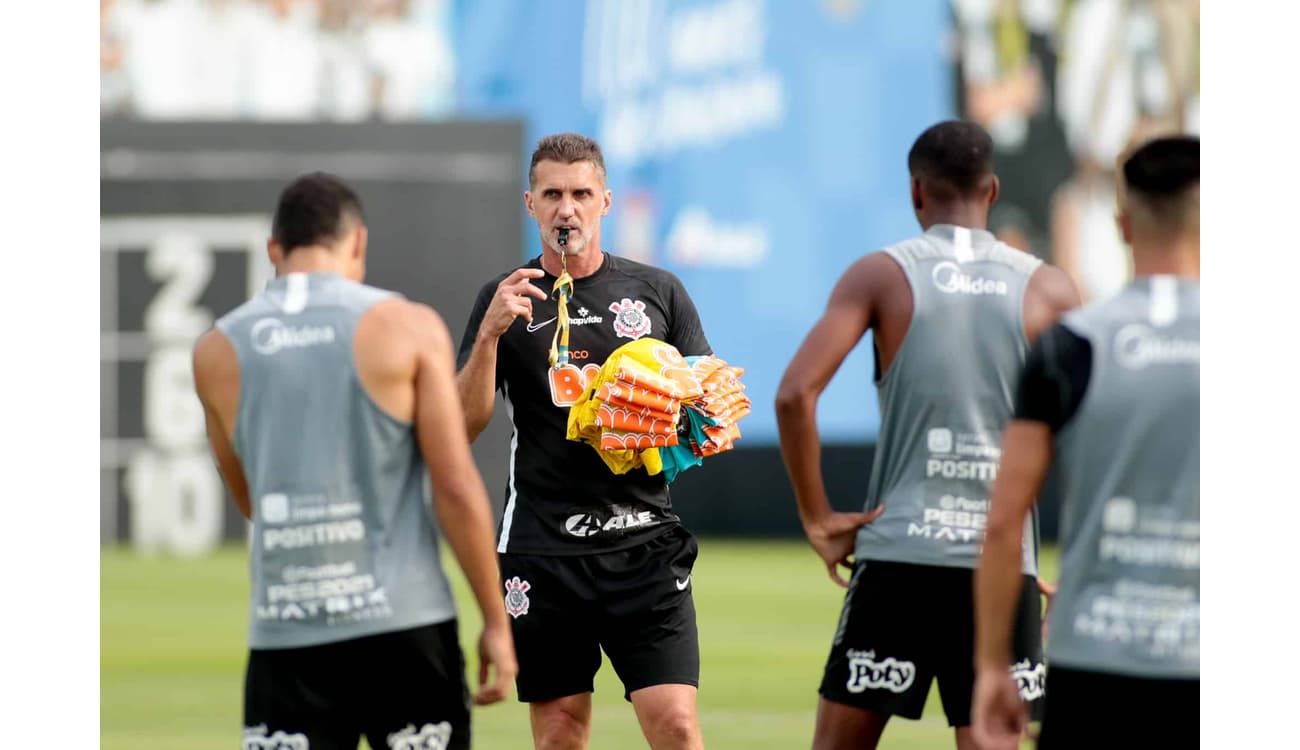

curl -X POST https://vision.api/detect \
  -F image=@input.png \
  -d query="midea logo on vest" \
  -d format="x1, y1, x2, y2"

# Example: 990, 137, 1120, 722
931, 261, 1007, 296
1113, 324, 1199, 369
251, 318, 336, 355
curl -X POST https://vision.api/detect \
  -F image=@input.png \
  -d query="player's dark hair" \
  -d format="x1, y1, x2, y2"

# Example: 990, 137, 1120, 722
271, 172, 365, 254
1123, 135, 1199, 201
529, 133, 607, 188
907, 120, 995, 199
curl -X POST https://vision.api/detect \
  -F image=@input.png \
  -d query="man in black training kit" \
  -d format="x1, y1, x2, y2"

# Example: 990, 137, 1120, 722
456, 133, 712, 750
775, 120, 1080, 750
973, 135, 1200, 750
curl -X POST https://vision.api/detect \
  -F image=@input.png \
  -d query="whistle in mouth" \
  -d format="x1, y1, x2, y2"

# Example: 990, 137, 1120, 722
557, 227, 570, 247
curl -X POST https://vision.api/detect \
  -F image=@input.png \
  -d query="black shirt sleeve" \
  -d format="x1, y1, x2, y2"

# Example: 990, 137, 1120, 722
456, 280, 498, 388
662, 273, 712, 357
1013, 323, 1093, 432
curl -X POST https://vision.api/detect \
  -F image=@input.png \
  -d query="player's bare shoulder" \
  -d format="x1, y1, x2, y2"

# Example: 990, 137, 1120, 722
1023, 263, 1082, 343
192, 327, 239, 398
833, 250, 908, 303
357, 296, 452, 351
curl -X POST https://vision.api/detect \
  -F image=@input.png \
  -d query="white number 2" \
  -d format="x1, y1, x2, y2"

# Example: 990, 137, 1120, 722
144, 234, 213, 341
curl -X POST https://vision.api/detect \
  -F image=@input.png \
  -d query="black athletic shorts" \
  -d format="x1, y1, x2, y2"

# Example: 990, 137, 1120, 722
498, 525, 700, 703
1037, 666, 1199, 749
242, 620, 470, 750
819, 559, 1044, 727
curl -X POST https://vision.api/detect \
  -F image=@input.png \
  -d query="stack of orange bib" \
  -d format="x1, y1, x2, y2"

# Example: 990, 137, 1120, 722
566, 338, 749, 481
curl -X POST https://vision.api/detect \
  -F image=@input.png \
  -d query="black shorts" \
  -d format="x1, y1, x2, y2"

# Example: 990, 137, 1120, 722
242, 620, 470, 750
499, 525, 700, 703
819, 560, 1044, 727
1037, 666, 1199, 749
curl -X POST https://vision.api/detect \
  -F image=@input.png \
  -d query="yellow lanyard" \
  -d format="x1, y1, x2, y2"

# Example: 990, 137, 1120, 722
548, 252, 574, 370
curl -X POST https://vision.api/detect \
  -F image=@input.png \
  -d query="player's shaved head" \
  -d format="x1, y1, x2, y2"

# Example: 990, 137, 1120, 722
908, 120, 996, 201
272, 172, 366, 254
1120, 135, 1199, 236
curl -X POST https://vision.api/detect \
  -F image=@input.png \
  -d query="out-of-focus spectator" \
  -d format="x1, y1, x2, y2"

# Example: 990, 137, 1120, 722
1050, 0, 1198, 302
101, 0, 132, 116
244, 0, 324, 120
953, 0, 1073, 258
119, 0, 204, 119
363, 0, 456, 120
191, 0, 255, 118
316, 0, 371, 120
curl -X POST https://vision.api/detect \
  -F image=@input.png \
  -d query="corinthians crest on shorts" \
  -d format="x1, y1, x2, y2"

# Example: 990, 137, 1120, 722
609, 298, 652, 340
504, 576, 531, 618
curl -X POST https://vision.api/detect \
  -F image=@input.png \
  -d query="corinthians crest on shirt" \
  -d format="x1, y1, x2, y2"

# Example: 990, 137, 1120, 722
609, 298, 652, 339
504, 576, 531, 619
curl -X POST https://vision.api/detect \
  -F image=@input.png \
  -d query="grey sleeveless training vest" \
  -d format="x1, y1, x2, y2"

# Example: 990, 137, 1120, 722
216, 272, 456, 650
855, 225, 1042, 575
1047, 276, 1199, 679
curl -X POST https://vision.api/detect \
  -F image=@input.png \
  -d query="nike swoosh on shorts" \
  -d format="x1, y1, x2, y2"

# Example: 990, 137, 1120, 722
675, 576, 691, 591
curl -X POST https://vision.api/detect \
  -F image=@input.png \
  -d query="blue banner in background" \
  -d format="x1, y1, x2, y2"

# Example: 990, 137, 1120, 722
456, 0, 954, 443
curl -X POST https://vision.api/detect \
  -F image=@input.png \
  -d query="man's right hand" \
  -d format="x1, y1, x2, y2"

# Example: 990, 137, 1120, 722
479, 268, 548, 339
473, 622, 517, 706
803, 508, 885, 588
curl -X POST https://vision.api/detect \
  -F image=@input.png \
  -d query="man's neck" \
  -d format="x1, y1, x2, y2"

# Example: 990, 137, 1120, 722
1131, 235, 1199, 280
920, 205, 988, 232
541, 247, 605, 279
280, 246, 346, 277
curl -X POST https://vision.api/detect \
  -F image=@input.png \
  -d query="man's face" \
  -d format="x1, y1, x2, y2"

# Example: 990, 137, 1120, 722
525, 159, 611, 257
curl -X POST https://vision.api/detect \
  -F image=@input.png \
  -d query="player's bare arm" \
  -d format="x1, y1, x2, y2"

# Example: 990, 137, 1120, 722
456, 267, 548, 441
1023, 263, 1081, 344
775, 253, 897, 587
404, 301, 519, 705
192, 329, 251, 520
972, 419, 1053, 750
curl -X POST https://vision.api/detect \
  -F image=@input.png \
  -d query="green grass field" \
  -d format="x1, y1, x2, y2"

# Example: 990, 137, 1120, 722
102, 540, 1057, 749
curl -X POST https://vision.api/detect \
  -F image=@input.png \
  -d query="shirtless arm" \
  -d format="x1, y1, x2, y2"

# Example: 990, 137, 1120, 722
192, 329, 251, 520
972, 420, 1054, 749
404, 303, 518, 705
1025, 259, 1083, 345
774, 253, 897, 587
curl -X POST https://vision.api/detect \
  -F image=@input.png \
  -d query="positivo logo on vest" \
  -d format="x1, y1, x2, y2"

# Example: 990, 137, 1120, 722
251, 317, 336, 355
925, 458, 998, 481
1113, 324, 1199, 369
932, 261, 1008, 296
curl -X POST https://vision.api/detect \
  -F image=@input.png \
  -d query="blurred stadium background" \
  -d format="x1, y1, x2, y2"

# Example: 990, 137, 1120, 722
99, 0, 1198, 746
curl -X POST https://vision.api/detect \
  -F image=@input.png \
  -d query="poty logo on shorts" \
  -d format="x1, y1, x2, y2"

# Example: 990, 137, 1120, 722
504, 576, 531, 619
242, 725, 309, 750
1113, 324, 1199, 369
1010, 659, 1046, 701
609, 298, 653, 339
386, 721, 453, 750
932, 261, 1008, 296
251, 318, 336, 355
845, 650, 916, 694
